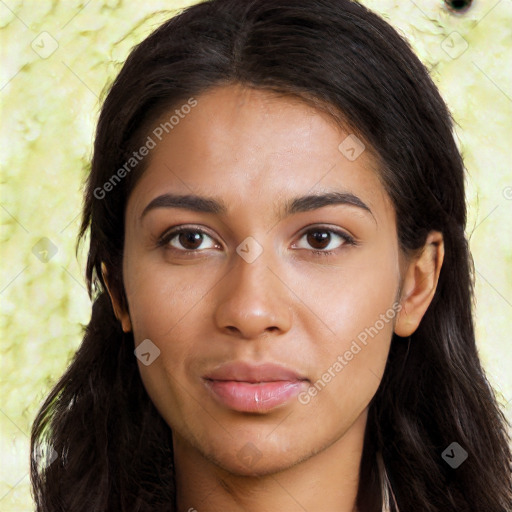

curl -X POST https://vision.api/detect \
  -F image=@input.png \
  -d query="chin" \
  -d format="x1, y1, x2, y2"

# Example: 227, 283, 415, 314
212, 448, 305, 477
192, 433, 316, 478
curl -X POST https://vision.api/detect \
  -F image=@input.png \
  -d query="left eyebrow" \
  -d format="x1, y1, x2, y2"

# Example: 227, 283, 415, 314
140, 191, 375, 223
282, 191, 375, 223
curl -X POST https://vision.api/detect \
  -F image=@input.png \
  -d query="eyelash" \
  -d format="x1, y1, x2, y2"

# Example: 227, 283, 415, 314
156, 225, 356, 257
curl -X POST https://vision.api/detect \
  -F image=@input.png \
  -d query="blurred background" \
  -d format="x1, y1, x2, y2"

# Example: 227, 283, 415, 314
1, 0, 511, 509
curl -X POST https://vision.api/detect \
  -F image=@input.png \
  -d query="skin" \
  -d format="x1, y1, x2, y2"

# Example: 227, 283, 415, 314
105, 84, 444, 512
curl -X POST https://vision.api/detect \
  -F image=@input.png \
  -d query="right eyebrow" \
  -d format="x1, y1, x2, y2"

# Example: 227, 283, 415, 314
140, 193, 227, 222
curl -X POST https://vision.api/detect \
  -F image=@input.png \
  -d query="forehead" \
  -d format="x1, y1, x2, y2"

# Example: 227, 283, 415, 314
126, 84, 393, 226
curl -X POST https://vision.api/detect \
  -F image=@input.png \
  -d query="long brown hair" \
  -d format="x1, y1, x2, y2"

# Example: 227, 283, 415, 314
31, 1, 512, 510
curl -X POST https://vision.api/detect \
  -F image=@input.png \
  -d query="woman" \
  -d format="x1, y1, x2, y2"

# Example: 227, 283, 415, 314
30, 0, 512, 510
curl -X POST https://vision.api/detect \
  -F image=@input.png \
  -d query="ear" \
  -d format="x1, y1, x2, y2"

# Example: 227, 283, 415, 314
101, 262, 132, 333
394, 231, 444, 337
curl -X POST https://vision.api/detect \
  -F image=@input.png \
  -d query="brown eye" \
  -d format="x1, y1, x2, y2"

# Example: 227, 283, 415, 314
177, 231, 204, 250
293, 226, 355, 256
158, 227, 218, 253
306, 230, 332, 250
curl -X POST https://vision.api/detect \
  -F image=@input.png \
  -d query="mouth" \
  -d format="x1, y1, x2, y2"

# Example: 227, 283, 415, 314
203, 362, 309, 413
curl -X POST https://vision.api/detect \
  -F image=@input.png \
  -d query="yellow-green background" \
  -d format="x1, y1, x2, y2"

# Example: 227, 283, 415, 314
1, 1, 511, 510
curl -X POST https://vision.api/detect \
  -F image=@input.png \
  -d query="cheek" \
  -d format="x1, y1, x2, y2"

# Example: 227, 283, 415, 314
123, 260, 206, 430
295, 244, 399, 408
123, 253, 217, 341
122, 254, 219, 414
293, 239, 400, 341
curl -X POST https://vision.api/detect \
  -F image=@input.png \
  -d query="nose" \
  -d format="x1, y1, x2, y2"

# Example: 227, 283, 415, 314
213, 247, 293, 340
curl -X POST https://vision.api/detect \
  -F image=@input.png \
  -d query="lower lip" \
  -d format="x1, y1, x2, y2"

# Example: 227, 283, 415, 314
204, 379, 306, 413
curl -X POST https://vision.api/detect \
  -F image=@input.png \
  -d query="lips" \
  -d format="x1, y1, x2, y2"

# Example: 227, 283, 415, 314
203, 362, 309, 413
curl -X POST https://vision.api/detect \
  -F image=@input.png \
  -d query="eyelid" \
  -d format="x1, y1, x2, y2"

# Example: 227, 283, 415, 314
157, 224, 356, 254
296, 223, 355, 241
157, 225, 220, 251
292, 224, 356, 251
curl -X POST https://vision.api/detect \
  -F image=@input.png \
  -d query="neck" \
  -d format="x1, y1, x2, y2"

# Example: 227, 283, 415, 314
173, 411, 367, 512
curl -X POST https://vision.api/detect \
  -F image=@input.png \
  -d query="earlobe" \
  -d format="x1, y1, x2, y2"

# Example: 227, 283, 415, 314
101, 262, 132, 333
394, 232, 444, 337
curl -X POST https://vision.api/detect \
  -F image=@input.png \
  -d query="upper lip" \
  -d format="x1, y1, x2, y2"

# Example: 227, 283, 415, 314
204, 362, 308, 383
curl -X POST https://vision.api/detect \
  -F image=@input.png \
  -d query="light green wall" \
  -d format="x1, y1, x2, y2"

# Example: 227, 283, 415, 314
1, 1, 511, 509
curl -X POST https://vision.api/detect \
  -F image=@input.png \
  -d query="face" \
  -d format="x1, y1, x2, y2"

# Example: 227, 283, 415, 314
117, 84, 404, 476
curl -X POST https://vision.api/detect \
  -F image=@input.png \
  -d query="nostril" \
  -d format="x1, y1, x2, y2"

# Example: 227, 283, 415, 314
444, 0, 473, 13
